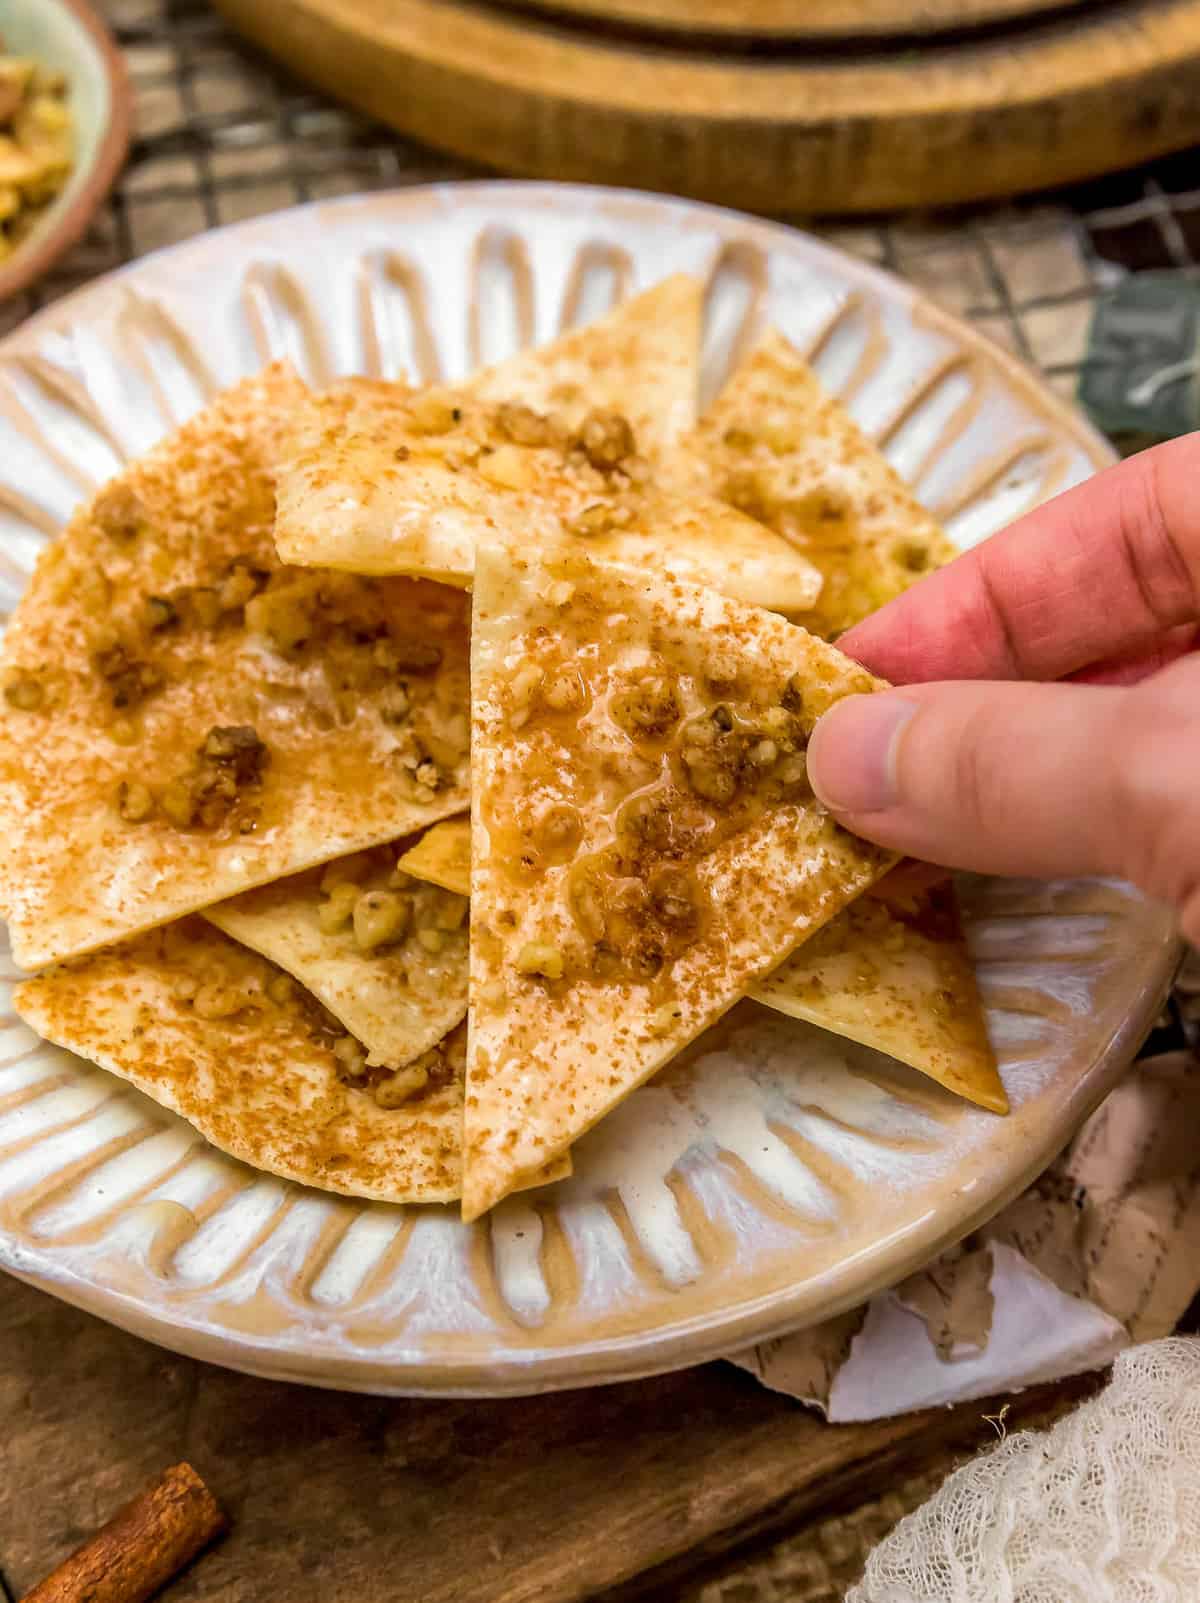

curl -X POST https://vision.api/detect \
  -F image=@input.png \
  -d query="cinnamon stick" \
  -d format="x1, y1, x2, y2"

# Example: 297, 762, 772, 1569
21, 1462, 227, 1603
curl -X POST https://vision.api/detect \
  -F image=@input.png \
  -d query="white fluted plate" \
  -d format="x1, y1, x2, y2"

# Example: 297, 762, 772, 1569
0, 184, 1178, 1395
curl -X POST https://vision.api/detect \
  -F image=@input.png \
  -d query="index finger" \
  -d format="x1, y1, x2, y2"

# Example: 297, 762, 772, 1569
836, 432, 1200, 685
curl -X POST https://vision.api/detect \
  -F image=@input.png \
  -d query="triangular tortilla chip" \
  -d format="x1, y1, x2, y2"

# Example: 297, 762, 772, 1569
682, 329, 959, 637
272, 378, 822, 613
396, 818, 471, 897
753, 870, 1007, 1113
14, 919, 469, 1203
463, 546, 896, 1218
205, 842, 469, 1072
466, 275, 703, 455
0, 364, 471, 970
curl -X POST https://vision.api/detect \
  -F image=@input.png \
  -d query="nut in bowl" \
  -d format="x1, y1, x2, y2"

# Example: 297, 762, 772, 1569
0, 0, 129, 299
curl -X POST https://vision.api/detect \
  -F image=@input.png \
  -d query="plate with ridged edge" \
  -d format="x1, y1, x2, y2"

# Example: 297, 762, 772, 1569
0, 183, 1178, 1396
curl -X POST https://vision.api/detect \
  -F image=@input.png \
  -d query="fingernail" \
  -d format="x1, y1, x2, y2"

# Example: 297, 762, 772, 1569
807, 693, 917, 814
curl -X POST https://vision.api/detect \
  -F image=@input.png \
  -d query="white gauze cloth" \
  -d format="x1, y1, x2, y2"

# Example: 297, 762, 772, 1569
850, 1338, 1200, 1603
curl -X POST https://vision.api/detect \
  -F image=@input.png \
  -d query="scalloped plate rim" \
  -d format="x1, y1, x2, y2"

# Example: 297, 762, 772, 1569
0, 181, 1174, 1397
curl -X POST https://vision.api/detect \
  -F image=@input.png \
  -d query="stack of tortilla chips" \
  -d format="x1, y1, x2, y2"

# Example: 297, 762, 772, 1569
2, 275, 1004, 1218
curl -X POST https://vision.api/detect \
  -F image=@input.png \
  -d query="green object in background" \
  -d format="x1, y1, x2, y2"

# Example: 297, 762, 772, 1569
1080, 273, 1200, 440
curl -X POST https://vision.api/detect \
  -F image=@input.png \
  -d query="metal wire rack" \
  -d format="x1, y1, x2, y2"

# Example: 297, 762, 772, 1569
3, 0, 1198, 418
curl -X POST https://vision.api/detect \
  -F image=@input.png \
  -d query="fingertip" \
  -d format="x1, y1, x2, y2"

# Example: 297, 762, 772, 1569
808, 692, 918, 815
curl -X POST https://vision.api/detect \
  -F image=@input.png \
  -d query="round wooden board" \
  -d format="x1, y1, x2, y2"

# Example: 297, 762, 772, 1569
503, 0, 1097, 39
215, 0, 1200, 213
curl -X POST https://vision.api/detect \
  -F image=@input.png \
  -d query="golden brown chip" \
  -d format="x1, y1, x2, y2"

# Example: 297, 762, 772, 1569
272, 378, 822, 613
754, 877, 1007, 1113
205, 843, 468, 1073
467, 274, 703, 455
395, 818, 471, 897
681, 328, 959, 637
463, 545, 896, 1219
0, 364, 471, 969
14, 920, 469, 1203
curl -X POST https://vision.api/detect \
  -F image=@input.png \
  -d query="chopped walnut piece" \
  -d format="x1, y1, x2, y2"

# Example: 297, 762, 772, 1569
542, 670, 583, 713
378, 684, 411, 726
218, 561, 267, 613
352, 889, 411, 952
266, 972, 296, 1006
781, 675, 807, 717
319, 882, 360, 934
244, 587, 313, 654
478, 444, 532, 490
3, 672, 43, 711
200, 725, 268, 787
192, 980, 253, 1021
432, 894, 467, 932
508, 661, 544, 730
612, 668, 680, 740
94, 643, 165, 710
681, 740, 739, 805
495, 402, 564, 449
649, 866, 700, 935
332, 1033, 368, 1078
775, 752, 812, 797
516, 941, 564, 980
116, 779, 154, 823
373, 1061, 430, 1108
92, 483, 146, 543
569, 500, 631, 540
407, 392, 461, 435
577, 408, 635, 472
647, 1003, 683, 1037
159, 779, 196, 828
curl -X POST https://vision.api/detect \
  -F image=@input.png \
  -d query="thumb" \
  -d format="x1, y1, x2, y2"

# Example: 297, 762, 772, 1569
807, 663, 1200, 910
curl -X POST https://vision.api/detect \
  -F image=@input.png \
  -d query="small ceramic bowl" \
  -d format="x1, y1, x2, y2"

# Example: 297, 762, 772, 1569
0, 0, 130, 302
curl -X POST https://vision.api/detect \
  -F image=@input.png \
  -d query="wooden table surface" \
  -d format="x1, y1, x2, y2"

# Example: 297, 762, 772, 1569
0, 1271, 1099, 1603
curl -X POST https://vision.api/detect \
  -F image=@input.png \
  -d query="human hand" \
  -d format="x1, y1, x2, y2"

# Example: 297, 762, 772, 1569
805, 433, 1200, 940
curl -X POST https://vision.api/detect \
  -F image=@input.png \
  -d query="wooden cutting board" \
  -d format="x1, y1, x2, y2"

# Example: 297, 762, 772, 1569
215, 0, 1200, 213
505, 0, 1098, 38
1, 1272, 1099, 1602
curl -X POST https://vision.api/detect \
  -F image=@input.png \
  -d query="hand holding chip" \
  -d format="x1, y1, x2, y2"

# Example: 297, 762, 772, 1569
806, 433, 1200, 943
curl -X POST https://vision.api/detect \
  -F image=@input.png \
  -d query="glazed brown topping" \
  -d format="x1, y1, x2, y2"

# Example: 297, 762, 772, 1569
577, 408, 636, 472
93, 642, 165, 710
92, 483, 146, 543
